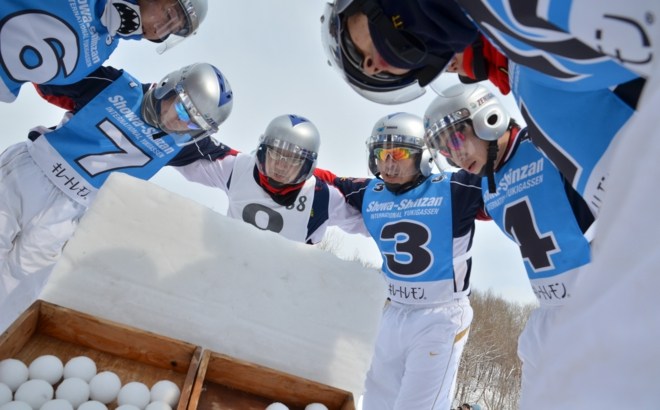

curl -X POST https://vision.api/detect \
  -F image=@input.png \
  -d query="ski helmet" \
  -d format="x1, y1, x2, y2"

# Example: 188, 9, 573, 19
256, 115, 321, 185
320, 0, 477, 104
424, 83, 509, 192
367, 112, 433, 178
142, 62, 233, 145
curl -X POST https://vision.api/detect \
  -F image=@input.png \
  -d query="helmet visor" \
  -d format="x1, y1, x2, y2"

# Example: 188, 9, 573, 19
158, 94, 203, 131
260, 139, 317, 185
425, 118, 475, 170
154, 0, 200, 53
367, 137, 423, 179
320, 3, 426, 104
151, 1, 190, 41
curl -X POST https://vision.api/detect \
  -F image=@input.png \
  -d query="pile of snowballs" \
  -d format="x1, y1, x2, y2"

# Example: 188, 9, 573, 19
0, 356, 180, 410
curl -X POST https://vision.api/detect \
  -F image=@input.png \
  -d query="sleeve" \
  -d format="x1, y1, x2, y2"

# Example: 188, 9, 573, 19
318, 174, 371, 212
313, 168, 339, 184
326, 184, 370, 237
167, 137, 239, 166
35, 66, 125, 112
172, 149, 240, 194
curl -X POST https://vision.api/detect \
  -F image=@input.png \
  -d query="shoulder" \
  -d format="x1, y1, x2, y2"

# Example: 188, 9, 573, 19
36, 66, 126, 112
445, 170, 483, 190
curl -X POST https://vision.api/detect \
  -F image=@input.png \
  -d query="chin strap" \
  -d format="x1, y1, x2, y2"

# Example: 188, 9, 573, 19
485, 140, 498, 193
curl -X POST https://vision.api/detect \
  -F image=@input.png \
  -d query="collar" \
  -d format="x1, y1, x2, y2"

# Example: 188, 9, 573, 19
382, 173, 426, 195
254, 167, 305, 206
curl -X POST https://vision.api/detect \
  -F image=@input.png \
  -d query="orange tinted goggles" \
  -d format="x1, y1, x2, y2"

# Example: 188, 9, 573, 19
374, 147, 417, 161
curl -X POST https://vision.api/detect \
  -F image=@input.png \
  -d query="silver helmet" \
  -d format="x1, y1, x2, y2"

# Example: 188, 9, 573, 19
142, 62, 233, 145
176, 0, 207, 36
256, 115, 321, 186
366, 112, 433, 178
423, 83, 508, 169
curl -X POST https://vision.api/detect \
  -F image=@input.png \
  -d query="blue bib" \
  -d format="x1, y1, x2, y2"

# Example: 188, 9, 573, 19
0, 0, 118, 99
362, 174, 460, 304
484, 139, 591, 281
29, 71, 183, 205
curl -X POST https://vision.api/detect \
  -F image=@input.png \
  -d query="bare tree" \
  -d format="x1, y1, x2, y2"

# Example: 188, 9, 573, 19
454, 290, 535, 410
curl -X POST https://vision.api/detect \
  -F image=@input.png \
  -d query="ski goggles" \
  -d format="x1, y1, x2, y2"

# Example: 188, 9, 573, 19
373, 147, 418, 161
174, 100, 201, 130
437, 130, 467, 158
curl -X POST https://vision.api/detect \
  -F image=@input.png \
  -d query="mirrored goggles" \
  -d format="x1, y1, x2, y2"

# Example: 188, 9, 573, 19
425, 119, 471, 159
174, 100, 201, 130
436, 131, 466, 158
267, 147, 305, 166
373, 147, 419, 161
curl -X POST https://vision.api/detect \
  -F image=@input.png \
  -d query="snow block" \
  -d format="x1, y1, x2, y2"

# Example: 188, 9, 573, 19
42, 173, 386, 397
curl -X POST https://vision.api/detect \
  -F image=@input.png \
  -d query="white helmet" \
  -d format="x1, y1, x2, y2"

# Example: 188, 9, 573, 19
423, 83, 508, 166
142, 62, 233, 145
320, 0, 472, 104
424, 83, 509, 192
256, 115, 321, 186
366, 112, 433, 178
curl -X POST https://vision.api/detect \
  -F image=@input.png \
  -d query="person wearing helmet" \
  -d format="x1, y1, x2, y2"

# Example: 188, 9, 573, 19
0, 62, 232, 333
0, 0, 208, 103
174, 114, 368, 244
424, 83, 596, 408
321, 0, 655, 98
322, 1, 660, 406
320, 0, 479, 104
321, 0, 645, 217
317, 112, 484, 410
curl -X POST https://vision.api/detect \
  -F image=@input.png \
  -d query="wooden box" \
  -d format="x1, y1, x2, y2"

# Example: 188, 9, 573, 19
0, 300, 203, 410
188, 350, 355, 410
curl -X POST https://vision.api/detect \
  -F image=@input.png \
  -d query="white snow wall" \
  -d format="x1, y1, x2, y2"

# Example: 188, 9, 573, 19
42, 173, 386, 397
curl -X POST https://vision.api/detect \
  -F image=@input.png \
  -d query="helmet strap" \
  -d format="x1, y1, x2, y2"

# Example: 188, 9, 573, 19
485, 140, 498, 193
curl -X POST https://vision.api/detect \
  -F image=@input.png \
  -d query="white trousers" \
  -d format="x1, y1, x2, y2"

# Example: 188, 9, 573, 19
362, 297, 472, 410
0, 142, 86, 332
517, 305, 564, 408
523, 77, 660, 408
